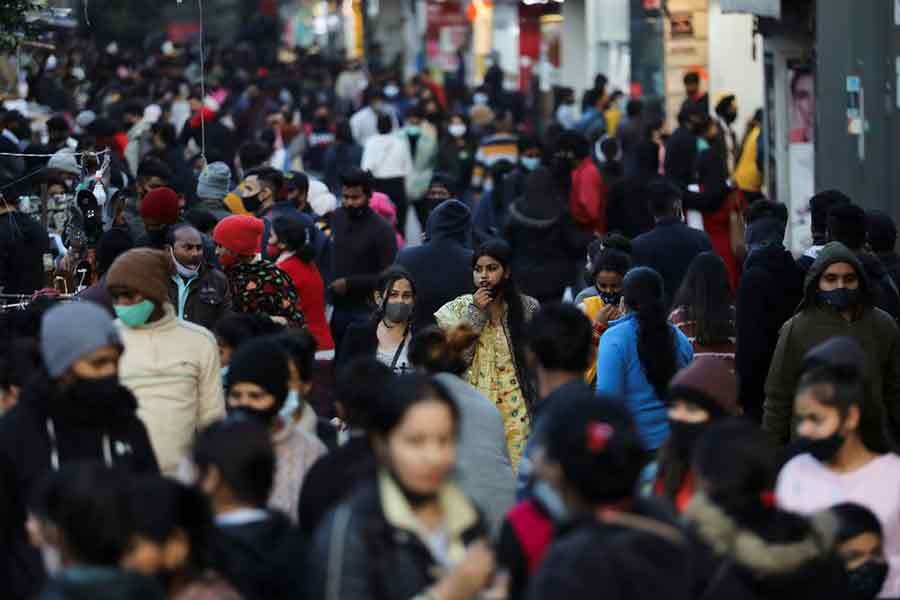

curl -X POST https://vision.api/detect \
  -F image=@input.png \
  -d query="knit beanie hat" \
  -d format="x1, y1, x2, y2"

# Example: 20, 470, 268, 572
46, 148, 80, 177
426, 199, 471, 241
41, 302, 122, 378
226, 338, 289, 408
668, 356, 741, 418
105, 248, 173, 307
197, 161, 232, 200
213, 215, 264, 256
139, 187, 180, 225
745, 216, 786, 247
801, 336, 866, 382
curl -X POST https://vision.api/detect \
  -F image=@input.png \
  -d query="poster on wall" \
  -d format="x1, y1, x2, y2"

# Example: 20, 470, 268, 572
787, 63, 815, 257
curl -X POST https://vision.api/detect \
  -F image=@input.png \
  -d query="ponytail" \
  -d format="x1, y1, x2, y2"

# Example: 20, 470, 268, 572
409, 325, 479, 376
624, 268, 677, 399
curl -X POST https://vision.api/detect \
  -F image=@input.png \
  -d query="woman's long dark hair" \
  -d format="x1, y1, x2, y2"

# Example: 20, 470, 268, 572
671, 252, 735, 345
624, 267, 677, 399
473, 239, 533, 405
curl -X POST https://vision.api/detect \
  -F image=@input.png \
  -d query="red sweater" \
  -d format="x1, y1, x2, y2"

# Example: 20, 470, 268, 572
276, 255, 335, 351
570, 157, 607, 235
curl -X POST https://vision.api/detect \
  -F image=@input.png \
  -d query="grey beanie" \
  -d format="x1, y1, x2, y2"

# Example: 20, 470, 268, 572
41, 302, 122, 378
196, 161, 232, 200
46, 149, 80, 177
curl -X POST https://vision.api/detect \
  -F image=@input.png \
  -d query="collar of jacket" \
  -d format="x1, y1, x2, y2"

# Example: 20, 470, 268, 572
377, 470, 478, 564
683, 492, 837, 577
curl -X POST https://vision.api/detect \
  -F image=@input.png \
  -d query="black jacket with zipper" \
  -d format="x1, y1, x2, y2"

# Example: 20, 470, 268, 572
166, 264, 233, 331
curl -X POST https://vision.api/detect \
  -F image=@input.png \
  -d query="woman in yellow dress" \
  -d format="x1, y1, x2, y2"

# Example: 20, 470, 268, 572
435, 239, 539, 469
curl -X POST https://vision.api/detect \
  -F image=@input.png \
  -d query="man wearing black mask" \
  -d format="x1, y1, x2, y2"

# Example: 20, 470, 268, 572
0, 302, 158, 599
763, 242, 900, 449
328, 167, 398, 346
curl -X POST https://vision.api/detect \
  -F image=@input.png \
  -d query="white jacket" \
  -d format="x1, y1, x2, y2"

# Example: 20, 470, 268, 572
361, 133, 413, 180
117, 304, 225, 475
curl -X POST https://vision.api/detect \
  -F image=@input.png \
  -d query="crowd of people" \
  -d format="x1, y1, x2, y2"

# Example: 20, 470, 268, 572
0, 28, 899, 600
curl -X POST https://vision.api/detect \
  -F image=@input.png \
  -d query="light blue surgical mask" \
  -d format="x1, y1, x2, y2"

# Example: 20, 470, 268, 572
521, 156, 540, 171
220, 365, 229, 388
280, 389, 303, 420
114, 299, 155, 328
533, 480, 568, 523
406, 124, 422, 137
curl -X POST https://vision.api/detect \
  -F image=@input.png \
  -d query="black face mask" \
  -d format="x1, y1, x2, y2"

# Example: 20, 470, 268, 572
818, 287, 860, 311
226, 406, 276, 428
386, 466, 439, 508
847, 560, 888, 600
668, 420, 706, 458
243, 195, 263, 214
792, 430, 845, 462
52, 375, 136, 427
346, 205, 369, 220
598, 291, 621, 307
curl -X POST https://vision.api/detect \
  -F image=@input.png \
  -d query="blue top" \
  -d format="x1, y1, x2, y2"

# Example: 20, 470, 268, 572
595, 313, 693, 450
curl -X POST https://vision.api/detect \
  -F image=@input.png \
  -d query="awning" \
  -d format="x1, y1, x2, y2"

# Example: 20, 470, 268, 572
720, 0, 781, 18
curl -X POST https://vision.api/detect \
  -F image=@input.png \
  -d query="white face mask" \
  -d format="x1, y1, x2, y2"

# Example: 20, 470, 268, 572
40, 543, 63, 576
171, 248, 200, 278
448, 123, 467, 138
279, 389, 303, 421
473, 93, 489, 106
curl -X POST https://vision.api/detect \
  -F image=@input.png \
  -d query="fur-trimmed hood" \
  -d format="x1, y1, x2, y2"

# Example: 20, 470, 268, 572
684, 493, 838, 577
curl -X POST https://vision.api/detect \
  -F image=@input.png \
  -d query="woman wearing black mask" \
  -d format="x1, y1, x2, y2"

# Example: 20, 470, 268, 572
776, 362, 900, 597
833, 502, 891, 600
642, 356, 741, 512
339, 266, 418, 374
578, 248, 631, 386
308, 374, 500, 600
225, 337, 326, 521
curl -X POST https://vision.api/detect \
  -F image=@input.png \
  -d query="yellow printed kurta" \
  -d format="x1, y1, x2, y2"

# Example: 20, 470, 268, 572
435, 294, 537, 470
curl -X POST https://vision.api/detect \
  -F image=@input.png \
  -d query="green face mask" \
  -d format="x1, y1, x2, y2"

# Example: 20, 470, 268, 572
114, 299, 155, 328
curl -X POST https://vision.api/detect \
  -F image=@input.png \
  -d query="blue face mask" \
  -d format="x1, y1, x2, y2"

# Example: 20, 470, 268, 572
280, 389, 303, 421
406, 124, 422, 137
533, 480, 568, 523
114, 300, 155, 328
220, 365, 229, 388
521, 156, 540, 171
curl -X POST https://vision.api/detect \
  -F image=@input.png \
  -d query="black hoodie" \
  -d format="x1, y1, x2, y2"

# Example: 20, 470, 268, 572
0, 377, 158, 599
504, 168, 592, 302
395, 199, 475, 331
736, 243, 804, 421
211, 510, 305, 600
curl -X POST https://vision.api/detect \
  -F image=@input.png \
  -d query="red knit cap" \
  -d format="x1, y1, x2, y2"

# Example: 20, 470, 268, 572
213, 214, 264, 256
139, 187, 180, 225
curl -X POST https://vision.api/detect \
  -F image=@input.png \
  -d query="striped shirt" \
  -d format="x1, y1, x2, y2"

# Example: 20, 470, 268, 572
471, 133, 519, 192
669, 305, 736, 364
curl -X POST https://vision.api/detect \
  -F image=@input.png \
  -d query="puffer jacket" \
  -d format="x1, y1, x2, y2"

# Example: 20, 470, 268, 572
762, 242, 900, 448
308, 471, 486, 600
684, 494, 850, 600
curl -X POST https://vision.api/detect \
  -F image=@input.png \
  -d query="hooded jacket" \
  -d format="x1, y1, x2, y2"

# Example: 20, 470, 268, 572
762, 243, 900, 446
736, 242, 805, 421
395, 199, 474, 331
211, 510, 305, 600
858, 251, 900, 319
0, 377, 158, 599
684, 494, 850, 600
503, 168, 592, 302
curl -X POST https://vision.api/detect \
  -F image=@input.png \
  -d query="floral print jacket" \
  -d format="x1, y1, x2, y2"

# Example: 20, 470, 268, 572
226, 260, 305, 325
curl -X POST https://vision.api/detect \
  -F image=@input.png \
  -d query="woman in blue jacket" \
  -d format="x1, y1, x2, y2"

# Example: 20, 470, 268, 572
596, 267, 693, 451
